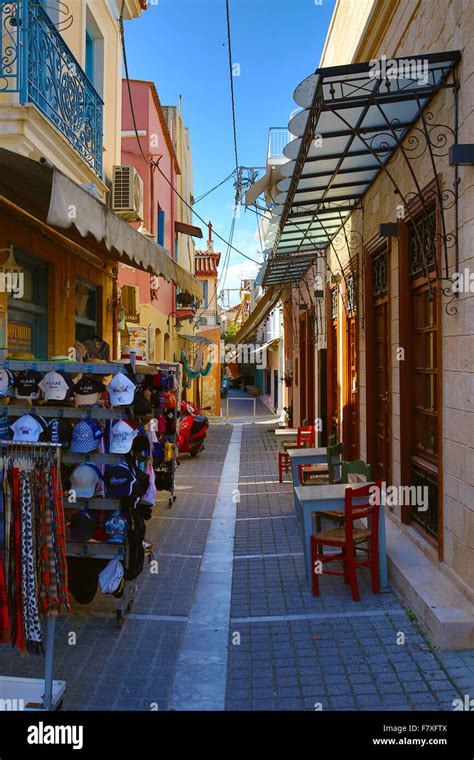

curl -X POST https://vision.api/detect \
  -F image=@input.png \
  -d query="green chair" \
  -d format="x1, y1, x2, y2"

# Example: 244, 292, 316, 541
300, 439, 344, 486
341, 460, 372, 483
327, 442, 345, 484
315, 456, 371, 534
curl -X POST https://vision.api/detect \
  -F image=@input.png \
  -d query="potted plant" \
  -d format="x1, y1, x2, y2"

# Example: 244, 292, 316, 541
282, 370, 293, 388
177, 292, 192, 307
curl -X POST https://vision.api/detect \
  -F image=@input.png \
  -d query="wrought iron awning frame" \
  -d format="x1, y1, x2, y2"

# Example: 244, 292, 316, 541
269, 51, 461, 315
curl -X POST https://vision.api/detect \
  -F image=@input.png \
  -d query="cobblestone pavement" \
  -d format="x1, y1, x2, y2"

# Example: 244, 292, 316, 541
224, 426, 472, 712
0, 421, 471, 711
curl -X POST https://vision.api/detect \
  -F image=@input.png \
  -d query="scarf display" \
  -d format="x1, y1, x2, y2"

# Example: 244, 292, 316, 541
0, 451, 70, 655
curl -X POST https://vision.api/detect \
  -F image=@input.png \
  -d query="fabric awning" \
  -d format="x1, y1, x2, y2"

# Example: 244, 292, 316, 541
265, 51, 460, 274
0, 148, 202, 300
47, 170, 202, 299
233, 287, 282, 344
250, 338, 280, 357
178, 334, 213, 345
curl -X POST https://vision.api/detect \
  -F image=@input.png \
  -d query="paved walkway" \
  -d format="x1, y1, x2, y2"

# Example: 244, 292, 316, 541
0, 422, 472, 711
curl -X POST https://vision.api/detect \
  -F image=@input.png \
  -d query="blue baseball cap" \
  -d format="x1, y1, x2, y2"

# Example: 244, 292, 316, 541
70, 419, 104, 453
103, 463, 136, 498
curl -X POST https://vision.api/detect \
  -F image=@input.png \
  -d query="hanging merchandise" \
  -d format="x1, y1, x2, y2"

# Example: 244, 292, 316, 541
142, 363, 182, 508
180, 349, 212, 379
0, 443, 70, 655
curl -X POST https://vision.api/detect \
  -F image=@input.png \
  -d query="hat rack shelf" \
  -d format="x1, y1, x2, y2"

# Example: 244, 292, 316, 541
0, 351, 150, 668
0, 352, 183, 709
2, 405, 133, 420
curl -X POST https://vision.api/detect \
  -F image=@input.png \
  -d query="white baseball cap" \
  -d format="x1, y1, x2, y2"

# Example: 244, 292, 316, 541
107, 372, 137, 406
98, 558, 124, 594
39, 371, 73, 401
10, 414, 47, 442
108, 419, 138, 454
70, 463, 102, 498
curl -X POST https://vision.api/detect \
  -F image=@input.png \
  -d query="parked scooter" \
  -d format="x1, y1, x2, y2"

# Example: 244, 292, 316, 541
177, 400, 209, 457
221, 375, 230, 398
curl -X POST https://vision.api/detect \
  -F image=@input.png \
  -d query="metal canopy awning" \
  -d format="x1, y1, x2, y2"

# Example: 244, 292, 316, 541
263, 251, 318, 287
267, 51, 460, 260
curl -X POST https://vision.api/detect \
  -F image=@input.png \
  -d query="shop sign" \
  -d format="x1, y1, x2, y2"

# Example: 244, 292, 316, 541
8, 321, 32, 353
126, 324, 148, 359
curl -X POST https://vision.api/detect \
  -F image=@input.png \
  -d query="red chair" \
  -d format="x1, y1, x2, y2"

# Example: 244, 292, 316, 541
310, 481, 381, 601
278, 426, 315, 483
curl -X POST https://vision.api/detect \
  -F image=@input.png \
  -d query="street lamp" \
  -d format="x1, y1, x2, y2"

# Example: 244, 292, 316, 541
167, 311, 183, 331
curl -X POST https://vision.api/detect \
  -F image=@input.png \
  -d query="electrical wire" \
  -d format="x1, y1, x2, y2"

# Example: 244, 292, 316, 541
194, 169, 236, 204
225, 0, 239, 174
118, 3, 261, 267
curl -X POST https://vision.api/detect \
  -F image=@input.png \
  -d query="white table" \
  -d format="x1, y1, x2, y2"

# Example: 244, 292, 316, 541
294, 482, 388, 591
288, 447, 328, 517
274, 428, 298, 453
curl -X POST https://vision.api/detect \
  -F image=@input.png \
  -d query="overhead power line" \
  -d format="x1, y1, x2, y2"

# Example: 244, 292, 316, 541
118, 8, 261, 267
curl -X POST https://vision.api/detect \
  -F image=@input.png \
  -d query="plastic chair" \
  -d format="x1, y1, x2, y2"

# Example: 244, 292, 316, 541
278, 426, 315, 483
310, 481, 381, 601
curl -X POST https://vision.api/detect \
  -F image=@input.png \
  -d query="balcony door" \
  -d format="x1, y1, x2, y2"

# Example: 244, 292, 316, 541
343, 275, 359, 460
366, 243, 391, 483
326, 287, 339, 438
399, 197, 442, 555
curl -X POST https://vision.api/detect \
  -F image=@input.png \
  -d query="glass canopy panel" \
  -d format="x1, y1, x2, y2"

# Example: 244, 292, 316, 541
283, 138, 302, 160
300, 157, 339, 176
280, 160, 297, 178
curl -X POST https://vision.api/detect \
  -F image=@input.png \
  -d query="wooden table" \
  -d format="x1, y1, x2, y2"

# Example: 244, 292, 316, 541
294, 483, 388, 590
288, 447, 327, 519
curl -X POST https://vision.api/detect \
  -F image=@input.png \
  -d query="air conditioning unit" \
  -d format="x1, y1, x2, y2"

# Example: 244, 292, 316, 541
112, 166, 144, 221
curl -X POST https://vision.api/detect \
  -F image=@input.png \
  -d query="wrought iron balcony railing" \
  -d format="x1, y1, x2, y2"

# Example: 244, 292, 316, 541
0, 0, 103, 176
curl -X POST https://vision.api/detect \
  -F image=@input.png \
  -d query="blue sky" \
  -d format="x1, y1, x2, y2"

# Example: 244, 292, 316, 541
123, 0, 335, 302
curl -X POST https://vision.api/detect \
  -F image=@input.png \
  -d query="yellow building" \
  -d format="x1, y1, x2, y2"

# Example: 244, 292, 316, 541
0, 0, 199, 359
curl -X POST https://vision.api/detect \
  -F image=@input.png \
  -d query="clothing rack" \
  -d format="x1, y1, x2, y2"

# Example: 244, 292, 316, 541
0, 440, 64, 711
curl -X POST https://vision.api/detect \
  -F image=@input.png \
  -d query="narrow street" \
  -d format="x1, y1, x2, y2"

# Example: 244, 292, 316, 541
1, 420, 472, 711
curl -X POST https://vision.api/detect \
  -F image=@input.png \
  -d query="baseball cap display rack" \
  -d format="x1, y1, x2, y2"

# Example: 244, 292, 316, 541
0, 350, 182, 707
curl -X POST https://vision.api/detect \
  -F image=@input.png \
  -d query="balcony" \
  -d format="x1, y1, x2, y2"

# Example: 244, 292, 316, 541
267, 128, 291, 161
0, 0, 103, 176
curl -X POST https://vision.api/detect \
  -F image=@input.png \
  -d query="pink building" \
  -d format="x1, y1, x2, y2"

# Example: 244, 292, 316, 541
118, 79, 180, 360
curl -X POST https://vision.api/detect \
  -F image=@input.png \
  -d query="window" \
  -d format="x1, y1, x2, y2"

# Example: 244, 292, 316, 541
84, 7, 104, 96
201, 280, 208, 308
7, 250, 48, 359
38, 0, 60, 25
157, 207, 165, 246
85, 29, 95, 84
75, 279, 99, 343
